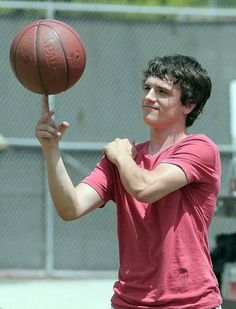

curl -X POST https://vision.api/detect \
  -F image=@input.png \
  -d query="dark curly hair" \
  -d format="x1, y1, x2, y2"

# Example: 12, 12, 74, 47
142, 54, 212, 127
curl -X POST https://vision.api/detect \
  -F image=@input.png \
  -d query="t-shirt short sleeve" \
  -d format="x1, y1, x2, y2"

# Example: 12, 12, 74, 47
82, 155, 115, 203
161, 136, 220, 184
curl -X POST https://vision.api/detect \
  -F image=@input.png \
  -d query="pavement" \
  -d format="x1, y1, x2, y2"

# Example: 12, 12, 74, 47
0, 278, 114, 309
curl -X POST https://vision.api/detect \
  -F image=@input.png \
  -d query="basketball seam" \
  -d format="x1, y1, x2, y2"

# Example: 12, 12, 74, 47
36, 20, 49, 95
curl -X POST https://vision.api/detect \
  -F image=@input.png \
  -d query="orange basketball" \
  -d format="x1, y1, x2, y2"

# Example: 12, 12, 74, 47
9, 19, 86, 95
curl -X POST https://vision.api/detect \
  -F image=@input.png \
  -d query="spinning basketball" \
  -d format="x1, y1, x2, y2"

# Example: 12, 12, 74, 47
9, 19, 86, 95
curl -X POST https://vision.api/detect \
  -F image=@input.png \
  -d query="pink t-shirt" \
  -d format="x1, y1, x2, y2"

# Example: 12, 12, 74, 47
82, 134, 222, 309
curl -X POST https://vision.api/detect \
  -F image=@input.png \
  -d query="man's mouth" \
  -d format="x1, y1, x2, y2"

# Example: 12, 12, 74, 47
143, 105, 159, 110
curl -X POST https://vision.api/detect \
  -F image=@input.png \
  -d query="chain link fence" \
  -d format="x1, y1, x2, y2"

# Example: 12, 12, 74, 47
1, 1, 236, 288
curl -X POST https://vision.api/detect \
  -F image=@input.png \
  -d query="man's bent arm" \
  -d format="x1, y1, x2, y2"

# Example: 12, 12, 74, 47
43, 146, 104, 221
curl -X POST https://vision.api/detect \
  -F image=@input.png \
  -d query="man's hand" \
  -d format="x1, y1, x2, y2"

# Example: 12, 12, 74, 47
104, 138, 137, 165
35, 95, 69, 149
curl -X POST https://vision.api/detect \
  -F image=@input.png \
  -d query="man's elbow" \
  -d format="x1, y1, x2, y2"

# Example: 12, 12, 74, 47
134, 189, 158, 204
56, 207, 81, 221
59, 213, 75, 221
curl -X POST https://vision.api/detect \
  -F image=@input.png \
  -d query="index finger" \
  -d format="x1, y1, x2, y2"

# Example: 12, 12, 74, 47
42, 95, 49, 116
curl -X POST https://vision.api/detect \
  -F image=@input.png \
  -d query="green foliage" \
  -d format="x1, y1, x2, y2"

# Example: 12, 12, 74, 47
51, 0, 236, 7
68, 0, 207, 4
14, 0, 236, 7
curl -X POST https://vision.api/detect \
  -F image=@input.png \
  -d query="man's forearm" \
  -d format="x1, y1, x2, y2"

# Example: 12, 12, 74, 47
115, 155, 149, 201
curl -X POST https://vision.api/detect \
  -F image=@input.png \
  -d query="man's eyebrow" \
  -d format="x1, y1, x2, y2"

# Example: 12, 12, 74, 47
144, 78, 173, 92
158, 85, 172, 91
152, 84, 173, 92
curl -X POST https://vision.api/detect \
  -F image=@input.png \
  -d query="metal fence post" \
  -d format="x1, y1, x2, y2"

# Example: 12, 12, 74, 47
44, 4, 56, 277
44, 167, 55, 276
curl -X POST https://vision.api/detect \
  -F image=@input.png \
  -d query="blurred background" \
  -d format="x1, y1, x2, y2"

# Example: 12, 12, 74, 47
1, 0, 236, 308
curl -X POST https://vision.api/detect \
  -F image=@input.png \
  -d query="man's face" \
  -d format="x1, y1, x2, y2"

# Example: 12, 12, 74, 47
141, 76, 188, 129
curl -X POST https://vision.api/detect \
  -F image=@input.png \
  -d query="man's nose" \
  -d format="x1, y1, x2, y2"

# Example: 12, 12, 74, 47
144, 89, 156, 102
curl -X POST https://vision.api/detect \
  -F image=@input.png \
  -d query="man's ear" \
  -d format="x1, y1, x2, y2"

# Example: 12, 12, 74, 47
183, 101, 196, 115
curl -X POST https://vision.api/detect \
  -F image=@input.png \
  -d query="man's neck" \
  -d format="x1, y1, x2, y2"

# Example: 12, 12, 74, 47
148, 127, 188, 155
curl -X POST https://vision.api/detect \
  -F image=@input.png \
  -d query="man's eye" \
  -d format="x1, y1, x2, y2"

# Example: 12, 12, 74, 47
143, 85, 150, 91
159, 88, 168, 95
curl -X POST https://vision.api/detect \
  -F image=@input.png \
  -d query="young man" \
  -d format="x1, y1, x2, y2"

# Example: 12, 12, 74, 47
36, 55, 222, 309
